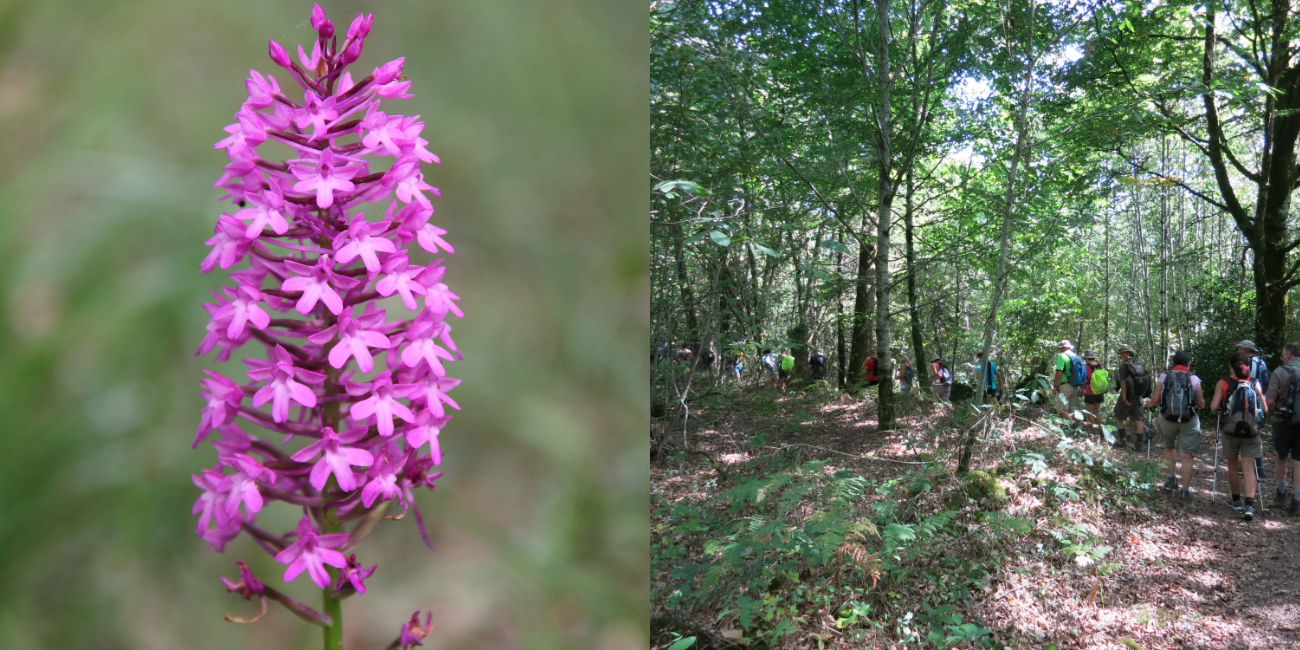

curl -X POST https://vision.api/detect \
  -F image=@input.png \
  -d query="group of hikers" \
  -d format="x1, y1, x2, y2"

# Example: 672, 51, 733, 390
661, 334, 1300, 522
660, 344, 828, 393
1050, 338, 1300, 522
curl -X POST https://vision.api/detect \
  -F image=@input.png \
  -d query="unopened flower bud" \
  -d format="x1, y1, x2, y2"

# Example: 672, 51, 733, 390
310, 4, 334, 39
347, 12, 373, 41
340, 37, 364, 66
268, 39, 292, 68
374, 58, 405, 85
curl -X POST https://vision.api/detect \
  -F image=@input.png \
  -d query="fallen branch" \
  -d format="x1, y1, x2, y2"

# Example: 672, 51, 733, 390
1011, 414, 1062, 436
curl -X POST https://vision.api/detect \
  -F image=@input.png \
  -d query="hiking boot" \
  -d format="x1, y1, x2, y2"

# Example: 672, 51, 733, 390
1288, 496, 1300, 515
1276, 491, 1290, 508
1243, 504, 1255, 521
1164, 476, 1179, 490
1111, 434, 1127, 449
1226, 498, 1244, 511
1180, 488, 1192, 501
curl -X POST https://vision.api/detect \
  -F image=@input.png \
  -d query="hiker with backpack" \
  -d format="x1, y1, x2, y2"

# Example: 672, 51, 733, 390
778, 348, 795, 393
976, 351, 1001, 408
701, 347, 716, 374
1052, 340, 1087, 420
862, 354, 882, 387
809, 349, 827, 381
1264, 341, 1300, 514
1145, 351, 1207, 501
1209, 351, 1268, 520
931, 355, 952, 402
1113, 344, 1151, 451
1237, 341, 1270, 478
761, 349, 778, 389
1081, 351, 1107, 438
897, 359, 915, 394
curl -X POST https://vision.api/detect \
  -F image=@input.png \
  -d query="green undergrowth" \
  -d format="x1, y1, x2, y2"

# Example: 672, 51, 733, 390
651, 399, 1163, 649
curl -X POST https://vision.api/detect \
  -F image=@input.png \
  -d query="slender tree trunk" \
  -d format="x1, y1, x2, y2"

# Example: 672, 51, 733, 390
905, 167, 929, 386
964, 0, 1036, 474
848, 213, 876, 385
1160, 139, 1170, 357
837, 232, 848, 387
872, 0, 897, 432
671, 223, 700, 351
1103, 212, 1111, 361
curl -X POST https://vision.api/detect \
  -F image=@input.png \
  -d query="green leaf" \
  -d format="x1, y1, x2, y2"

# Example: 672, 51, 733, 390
666, 637, 697, 650
654, 180, 705, 196
751, 241, 779, 257
710, 230, 731, 246
820, 239, 850, 254
683, 230, 708, 245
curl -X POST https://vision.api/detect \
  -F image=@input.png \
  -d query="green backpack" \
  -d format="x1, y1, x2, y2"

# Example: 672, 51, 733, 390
1090, 368, 1110, 395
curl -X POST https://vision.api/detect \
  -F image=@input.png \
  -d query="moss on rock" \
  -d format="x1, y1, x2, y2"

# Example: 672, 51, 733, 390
962, 470, 1007, 505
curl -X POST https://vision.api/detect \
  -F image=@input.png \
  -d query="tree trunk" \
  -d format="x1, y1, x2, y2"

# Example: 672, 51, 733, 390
905, 167, 929, 386
1103, 211, 1110, 361
964, 0, 1036, 474
671, 223, 700, 352
848, 218, 876, 385
837, 232, 848, 387
1197, 9, 1300, 363
872, 0, 897, 432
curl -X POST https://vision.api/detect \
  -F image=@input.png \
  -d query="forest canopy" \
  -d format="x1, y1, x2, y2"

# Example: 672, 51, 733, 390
651, 0, 1300, 417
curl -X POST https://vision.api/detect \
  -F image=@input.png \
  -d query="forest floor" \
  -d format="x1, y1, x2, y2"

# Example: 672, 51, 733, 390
651, 378, 1300, 650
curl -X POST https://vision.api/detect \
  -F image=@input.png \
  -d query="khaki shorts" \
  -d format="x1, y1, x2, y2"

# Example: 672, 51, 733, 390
1158, 415, 1203, 455
1114, 399, 1144, 422
1221, 433, 1263, 459
932, 383, 951, 401
1055, 383, 1081, 415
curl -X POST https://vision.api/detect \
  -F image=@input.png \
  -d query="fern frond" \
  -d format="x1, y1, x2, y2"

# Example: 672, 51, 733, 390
834, 542, 882, 588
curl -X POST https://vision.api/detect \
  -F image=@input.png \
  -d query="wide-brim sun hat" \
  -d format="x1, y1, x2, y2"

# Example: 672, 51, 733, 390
931, 355, 941, 362
1057, 339, 1073, 350
1236, 340, 1259, 352
1118, 344, 1134, 354
1082, 350, 1095, 359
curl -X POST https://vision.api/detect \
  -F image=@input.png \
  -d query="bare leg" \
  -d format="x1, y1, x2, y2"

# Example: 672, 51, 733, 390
1245, 458, 1258, 500
1180, 453, 1195, 488
1227, 456, 1242, 496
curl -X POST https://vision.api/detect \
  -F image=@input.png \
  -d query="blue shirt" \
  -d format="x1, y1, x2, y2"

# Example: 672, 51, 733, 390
981, 360, 998, 390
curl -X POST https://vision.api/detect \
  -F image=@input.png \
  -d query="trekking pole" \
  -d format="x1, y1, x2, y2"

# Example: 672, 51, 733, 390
1146, 407, 1153, 462
1212, 412, 1221, 504
1255, 454, 1266, 515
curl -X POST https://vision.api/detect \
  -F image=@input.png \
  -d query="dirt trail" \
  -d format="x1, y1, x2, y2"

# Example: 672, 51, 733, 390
651, 386, 1300, 649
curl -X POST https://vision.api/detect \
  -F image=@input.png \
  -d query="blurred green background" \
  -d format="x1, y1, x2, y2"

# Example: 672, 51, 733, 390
0, 1, 647, 649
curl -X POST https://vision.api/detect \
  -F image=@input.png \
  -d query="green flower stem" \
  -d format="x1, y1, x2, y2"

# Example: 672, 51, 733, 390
322, 335, 343, 650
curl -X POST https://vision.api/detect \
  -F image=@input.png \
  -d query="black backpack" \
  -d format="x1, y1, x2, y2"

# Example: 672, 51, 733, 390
1161, 371, 1197, 423
1122, 362, 1153, 399
937, 365, 952, 384
1224, 377, 1265, 438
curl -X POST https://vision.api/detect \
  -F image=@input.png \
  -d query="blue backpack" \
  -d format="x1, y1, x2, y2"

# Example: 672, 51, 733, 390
1067, 354, 1088, 387
1250, 356, 1271, 395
